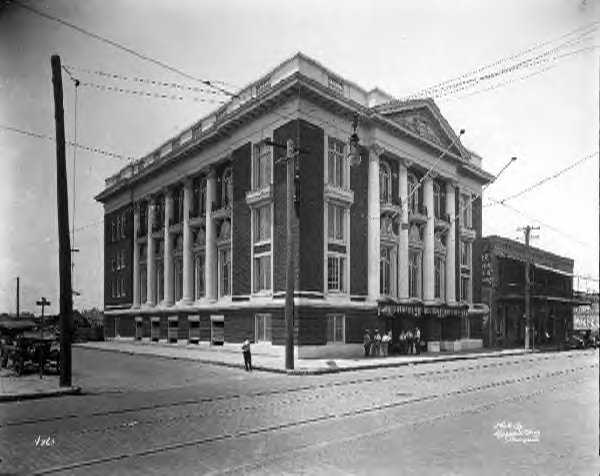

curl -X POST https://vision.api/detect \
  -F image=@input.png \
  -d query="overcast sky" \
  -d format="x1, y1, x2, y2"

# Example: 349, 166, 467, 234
0, 0, 598, 314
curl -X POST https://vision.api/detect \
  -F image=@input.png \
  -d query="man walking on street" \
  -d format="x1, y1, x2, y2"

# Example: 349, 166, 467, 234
242, 337, 252, 371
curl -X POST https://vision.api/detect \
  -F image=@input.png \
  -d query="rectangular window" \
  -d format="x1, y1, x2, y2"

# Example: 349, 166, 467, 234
326, 314, 345, 343
194, 253, 205, 299
327, 255, 345, 292
460, 241, 471, 267
461, 274, 471, 302
327, 138, 345, 188
139, 266, 147, 304
380, 246, 391, 296
460, 193, 472, 228
255, 314, 272, 342
253, 143, 272, 189
435, 256, 445, 299
254, 204, 271, 243
219, 248, 231, 297
174, 258, 183, 301
409, 250, 422, 298
254, 255, 271, 293
156, 261, 164, 302
327, 203, 345, 242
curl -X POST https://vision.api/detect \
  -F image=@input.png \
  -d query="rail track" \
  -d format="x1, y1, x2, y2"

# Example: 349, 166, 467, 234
20, 356, 596, 475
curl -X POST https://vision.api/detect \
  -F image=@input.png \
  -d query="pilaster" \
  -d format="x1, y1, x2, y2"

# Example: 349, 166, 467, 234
446, 181, 457, 303
164, 188, 174, 306
146, 198, 156, 306
205, 167, 217, 301
182, 179, 193, 303
132, 203, 140, 308
423, 175, 435, 301
367, 144, 382, 301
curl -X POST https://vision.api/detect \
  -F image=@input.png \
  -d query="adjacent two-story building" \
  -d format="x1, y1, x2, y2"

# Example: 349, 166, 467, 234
95, 53, 494, 357
476, 235, 587, 348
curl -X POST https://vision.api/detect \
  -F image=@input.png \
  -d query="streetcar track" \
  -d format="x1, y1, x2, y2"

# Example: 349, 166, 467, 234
2, 352, 578, 428
216, 373, 595, 475
27, 362, 597, 475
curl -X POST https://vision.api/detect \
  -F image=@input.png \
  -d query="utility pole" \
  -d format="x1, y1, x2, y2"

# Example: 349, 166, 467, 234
264, 137, 307, 370
51, 54, 73, 387
518, 225, 539, 351
16, 277, 19, 319
36, 297, 51, 329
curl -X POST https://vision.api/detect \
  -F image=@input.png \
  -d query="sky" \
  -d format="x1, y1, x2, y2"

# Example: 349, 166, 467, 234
0, 0, 598, 315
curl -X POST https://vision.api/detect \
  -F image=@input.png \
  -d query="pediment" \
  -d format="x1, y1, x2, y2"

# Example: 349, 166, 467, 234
378, 102, 466, 159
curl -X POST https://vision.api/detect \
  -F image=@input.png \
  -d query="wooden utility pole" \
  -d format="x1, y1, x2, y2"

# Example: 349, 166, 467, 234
51, 54, 73, 387
264, 137, 307, 370
285, 139, 295, 370
519, 225, 539, 351
16, 277, 19, 319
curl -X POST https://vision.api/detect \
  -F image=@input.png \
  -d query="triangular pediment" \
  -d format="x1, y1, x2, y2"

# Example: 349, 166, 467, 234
377, 100, 467, 159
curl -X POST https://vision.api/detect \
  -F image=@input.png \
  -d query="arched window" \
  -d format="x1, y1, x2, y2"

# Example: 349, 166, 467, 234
379, 161, 392, 204
408, 173, 419, 214
433, 181, 444, 219
221, 167, 233, 208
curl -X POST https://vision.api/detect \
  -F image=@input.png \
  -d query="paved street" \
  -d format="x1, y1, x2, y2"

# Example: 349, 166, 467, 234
0, 347, 598, 475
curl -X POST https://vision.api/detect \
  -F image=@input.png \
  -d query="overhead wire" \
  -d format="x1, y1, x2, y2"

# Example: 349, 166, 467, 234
78, 81, 228, 104
485, 151, 598, 207
403, 21, 597, 100
11, 0, 237, 98
62, 64, 229, 96
0, 123, 136, 161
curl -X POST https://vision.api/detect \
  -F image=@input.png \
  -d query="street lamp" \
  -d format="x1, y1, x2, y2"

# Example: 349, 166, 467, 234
348, 112, 361, 167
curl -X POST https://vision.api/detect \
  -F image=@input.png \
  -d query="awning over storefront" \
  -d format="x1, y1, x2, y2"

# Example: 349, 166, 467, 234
378, 302, 468, 318
467, 303, 490, 316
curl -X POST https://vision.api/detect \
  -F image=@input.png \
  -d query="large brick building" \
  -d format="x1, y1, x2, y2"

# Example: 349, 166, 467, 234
95, 53, 494, 357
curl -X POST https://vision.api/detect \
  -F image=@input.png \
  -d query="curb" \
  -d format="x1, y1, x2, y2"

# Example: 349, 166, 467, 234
0, 386, 82, 403
75, 343, 542, 376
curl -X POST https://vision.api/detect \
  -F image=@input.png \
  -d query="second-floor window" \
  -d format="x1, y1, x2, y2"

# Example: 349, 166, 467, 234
254, 204, 271, 243
433, 182, 445, 219
253, 142, 272, 189
408, 173, 420, 214
221, 167, 233, 209
379, 161, 392, 204
327, 137, 346, 188
435, 255, 445, 299
460, 193, 472, 228
409, 249, 422, 298
327, 203, 345, 243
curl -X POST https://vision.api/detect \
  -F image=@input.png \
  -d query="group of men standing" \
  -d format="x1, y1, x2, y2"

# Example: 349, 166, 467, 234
363, 327, 421, 357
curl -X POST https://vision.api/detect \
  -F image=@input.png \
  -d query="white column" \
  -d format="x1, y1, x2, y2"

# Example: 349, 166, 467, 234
423, 176, 435, 301
182, 179, 193, 303
205, 168, 217, 301
367, 145, 382, 300
398, 160, 409, 299
146, 198, 156, 306
164, 189, 174, 306
446, 181, 456, 303
132, 203, 140, 308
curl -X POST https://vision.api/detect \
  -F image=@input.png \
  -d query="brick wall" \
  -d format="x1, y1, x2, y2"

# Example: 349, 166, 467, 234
273, 120, 301, 293
232, 142, 252, 296
350, 145, 369, 296
298, 120, 324, 292
472, 196, 483, 303
104, 204, 134, 307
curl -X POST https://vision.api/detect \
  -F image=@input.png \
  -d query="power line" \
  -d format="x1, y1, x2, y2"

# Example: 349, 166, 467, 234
0, 123, 136, 161
11, 0, 237, 98
78, 81, 227, 104
63, 64, 228, 96
403, 21, 597, 99
486, 199, 596, 249
485, 151, 598, 206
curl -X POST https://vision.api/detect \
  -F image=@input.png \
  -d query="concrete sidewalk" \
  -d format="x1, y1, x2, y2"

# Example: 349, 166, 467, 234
0, 367, 81, 402
76, 339, 534, 375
